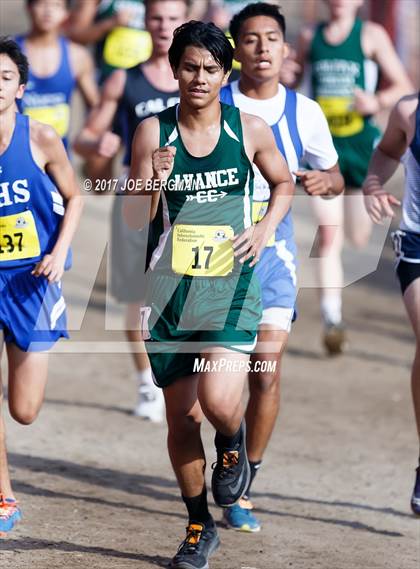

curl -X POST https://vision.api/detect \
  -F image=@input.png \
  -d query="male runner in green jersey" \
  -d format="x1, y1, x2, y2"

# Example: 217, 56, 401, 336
124, 20, 294, 569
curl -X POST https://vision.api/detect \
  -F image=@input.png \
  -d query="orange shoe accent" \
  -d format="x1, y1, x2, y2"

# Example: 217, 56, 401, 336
222, 450, 239, 468
185, 522, 204, 545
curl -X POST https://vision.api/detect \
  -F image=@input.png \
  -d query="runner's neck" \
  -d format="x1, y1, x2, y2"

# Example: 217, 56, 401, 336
26, 29, 61, 47
238, 74, 280, 100
0, 109, 17, 155
142, 56, 178, 91
324, 16, 357, 45
178, 99, 222, 132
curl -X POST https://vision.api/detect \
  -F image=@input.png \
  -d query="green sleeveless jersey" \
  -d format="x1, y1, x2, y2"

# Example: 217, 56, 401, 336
149, 103, 255, 278
310, 18, 378, 138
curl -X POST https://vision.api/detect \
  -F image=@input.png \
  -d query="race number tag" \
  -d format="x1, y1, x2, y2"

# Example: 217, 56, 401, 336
252, 201, 275, 247
25, 104, 70, 138
317, 96, 364, 137
172, 225, 234, 277
0, 211, 41, 262
103, 27, 152, 68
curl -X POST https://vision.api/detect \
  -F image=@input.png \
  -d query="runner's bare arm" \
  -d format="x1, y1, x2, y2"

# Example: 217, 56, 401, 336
70, 43, 100, 108
356, 22, 413, 115
66, 0, 131, 45
362, 96, 417, 222
30, 123, 83, 282
73, 69, 126, 158
233, 114, 295, 266
123, 117, 167, 230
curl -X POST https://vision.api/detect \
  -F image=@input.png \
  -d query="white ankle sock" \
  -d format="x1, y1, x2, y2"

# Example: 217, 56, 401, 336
137, 368, 153, 386
321, 293, 342, 326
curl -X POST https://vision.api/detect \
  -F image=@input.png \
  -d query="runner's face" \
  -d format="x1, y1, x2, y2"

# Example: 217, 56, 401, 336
326, 0, 364, 19
234, 16, 287, 83
28, 0, 68, 33
0, 54, 25, 113
146, 1, 188, 55
173, 46, 229, 110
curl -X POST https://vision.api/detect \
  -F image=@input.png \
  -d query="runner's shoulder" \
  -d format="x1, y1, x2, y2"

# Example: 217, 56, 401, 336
29, 119, 61, 149
140, 115, 160, 130
102, 68, 127, 100
362, 20, 387, 38
27, 119, 65, 167
361, 20, 391, 56
68, 40, 95, 74
68, 40, 91, 59
133, 116, 160, 148
240, 111, 270, 133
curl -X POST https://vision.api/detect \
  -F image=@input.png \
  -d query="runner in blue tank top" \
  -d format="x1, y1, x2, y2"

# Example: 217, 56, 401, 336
15, 0, 98, 151
0, 38, 83, 536
363, 93, 420, 517
220, 3, 344, 532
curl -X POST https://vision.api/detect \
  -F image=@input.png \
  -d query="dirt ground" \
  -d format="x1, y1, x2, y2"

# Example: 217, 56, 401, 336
1, 0, 420, 566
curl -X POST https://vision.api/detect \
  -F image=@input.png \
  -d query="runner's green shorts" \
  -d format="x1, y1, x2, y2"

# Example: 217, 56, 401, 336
334, 122, 381, 188
144, 270, 262, 388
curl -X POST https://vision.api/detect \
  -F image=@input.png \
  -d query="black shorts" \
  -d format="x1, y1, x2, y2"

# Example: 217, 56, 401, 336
392, 230, 420, 295
396, 260, 420, 295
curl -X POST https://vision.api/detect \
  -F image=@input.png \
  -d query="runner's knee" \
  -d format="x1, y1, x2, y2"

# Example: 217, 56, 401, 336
251, 369, 280, 395
167, 410, 202, 443
347, 229, 370, 249
350, 237, 367, 249
318, 225, 343, 253
9, 401, 40, 425
201, 396, 241, 428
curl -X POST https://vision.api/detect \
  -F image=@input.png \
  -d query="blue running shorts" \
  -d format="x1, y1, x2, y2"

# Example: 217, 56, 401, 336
254, 237, 297, 332
0, 267, 68, 352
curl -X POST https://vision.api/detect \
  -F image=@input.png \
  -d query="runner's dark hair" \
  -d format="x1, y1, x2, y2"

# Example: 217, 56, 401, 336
145, 0, 190, 11
0, 36, 28, 84
229, 2, 286, 44
169, 21, 233, 73
26, 0, 71, 6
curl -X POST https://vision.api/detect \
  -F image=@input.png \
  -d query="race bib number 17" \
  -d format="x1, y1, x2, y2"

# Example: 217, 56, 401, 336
172, 224, 234, 277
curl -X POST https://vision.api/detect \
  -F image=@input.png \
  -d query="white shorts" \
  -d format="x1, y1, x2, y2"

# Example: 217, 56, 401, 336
260, 307, 294, 333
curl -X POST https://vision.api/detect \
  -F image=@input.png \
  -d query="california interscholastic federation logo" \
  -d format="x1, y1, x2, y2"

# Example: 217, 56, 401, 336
213, 230, 228, 242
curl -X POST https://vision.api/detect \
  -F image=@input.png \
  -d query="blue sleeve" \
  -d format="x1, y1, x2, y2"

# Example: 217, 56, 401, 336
219, 85, 234, 106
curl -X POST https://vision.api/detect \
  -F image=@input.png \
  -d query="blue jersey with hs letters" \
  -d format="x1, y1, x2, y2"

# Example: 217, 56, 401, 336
0, 113, 70, 271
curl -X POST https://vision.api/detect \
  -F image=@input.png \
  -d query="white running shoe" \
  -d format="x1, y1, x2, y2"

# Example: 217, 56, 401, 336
133, 382, 165, 422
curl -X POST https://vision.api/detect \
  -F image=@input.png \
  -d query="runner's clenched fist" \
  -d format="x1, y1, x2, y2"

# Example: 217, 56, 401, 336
152, 146, 176, 180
